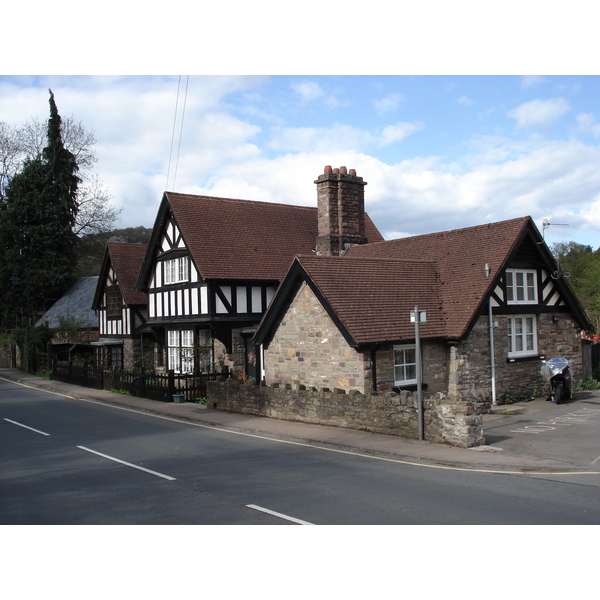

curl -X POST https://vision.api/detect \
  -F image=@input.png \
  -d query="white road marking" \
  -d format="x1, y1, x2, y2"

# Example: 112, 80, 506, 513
4, 418, 50, 436
77, 446, 176, 481
3, 377, 599, 476
0, 376, 77, 399
246, 504, 314, 525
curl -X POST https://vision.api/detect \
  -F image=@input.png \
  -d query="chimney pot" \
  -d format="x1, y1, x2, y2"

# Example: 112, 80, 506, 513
333, 168, 339, 174
340, 166, 347, 174
349, 169, 356, 176
324, 165, 332, 173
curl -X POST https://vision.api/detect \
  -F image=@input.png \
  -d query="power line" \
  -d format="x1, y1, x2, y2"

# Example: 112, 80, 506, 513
165, 76, 182, 191
172, 75, 189, 191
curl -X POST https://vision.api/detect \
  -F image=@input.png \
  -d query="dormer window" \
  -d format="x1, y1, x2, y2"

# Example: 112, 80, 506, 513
506, 269, 537, 304
164, 256, 189, 285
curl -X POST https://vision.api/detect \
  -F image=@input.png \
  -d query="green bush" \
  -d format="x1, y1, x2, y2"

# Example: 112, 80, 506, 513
574, 378, 599, 391
111, 388, 132, 396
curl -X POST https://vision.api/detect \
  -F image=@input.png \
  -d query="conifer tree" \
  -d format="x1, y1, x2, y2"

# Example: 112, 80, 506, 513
0, 90, 80, 329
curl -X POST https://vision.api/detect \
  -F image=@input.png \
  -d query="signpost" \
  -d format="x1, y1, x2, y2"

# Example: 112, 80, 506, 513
410, 306, 426, 441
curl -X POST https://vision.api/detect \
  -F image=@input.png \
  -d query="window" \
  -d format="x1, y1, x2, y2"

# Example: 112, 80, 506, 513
167, 329, 194, 373
508, 315, 537, 358
97, 344, 123, 369
394, 344, 417, 385
106, 288, 122, 319
164, 256, 189, 285
506, 269, 537, 304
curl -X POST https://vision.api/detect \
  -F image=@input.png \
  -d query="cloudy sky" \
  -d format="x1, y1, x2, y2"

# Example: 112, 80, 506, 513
3, 1, 599, 252
2, 74, 600, 249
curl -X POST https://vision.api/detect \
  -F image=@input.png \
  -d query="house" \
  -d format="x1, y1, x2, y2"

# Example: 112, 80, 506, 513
133, 167, 383, 378
35, 276, 99, 367
91, 243, 155, 370
36, 276, 99, 337
254, 209, 592, 405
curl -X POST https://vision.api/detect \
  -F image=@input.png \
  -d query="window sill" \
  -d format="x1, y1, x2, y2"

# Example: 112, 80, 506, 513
507, 354, 544, 363
393, 383, 428, 393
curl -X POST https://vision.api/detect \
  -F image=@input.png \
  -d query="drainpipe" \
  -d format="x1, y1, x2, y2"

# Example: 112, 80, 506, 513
371, 347, 378, 393
488, 296, 497, 405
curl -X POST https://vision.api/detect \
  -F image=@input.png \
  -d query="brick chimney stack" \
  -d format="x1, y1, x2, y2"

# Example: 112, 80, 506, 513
315, 166, 368, 256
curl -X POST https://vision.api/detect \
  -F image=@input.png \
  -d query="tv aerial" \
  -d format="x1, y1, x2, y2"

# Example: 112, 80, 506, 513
541, 218, 571, 279
542, 218, 569, 239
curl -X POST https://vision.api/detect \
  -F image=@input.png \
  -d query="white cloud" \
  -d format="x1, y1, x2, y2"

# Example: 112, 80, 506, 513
290, 80, 325, 103
379, 121, 425, 146
575, 112, 600, 138
457, 95, 474, 105
373, 93, 404, 115
520, 76, 547, 89
506, 97, 571, 129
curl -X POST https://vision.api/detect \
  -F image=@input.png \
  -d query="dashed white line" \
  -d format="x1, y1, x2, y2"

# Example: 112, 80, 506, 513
4, 418, 50, 436
246, 504, 314, 525
77, 446, 176, 481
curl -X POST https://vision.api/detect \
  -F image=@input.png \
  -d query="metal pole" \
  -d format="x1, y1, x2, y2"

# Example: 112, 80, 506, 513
414, 305, 424, 441
488, 297, 497, 405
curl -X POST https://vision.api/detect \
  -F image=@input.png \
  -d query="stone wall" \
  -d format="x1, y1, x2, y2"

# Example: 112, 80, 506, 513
208, 379, 485, 448
264, 282, 370, 391
372, 343, 449, 394
0, 343, 15, 368
450, 312, 583, 403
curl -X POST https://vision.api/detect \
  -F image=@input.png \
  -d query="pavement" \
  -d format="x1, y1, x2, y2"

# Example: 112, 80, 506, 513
2, 367, 600, 473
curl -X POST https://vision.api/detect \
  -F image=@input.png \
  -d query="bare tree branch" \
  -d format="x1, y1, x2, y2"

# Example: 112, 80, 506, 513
74, 174, 122, 236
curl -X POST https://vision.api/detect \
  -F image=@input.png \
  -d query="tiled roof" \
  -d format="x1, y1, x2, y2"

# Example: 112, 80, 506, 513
107, 243, 148, 305
165, 192, 384, 281
347, 216, 532, 339
36, 277, 99, 329
294, 255, 444, 346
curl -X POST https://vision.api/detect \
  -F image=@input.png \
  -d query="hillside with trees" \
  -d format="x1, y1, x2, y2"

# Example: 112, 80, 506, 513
552, 241, 600, 333
76, 226, 153, 277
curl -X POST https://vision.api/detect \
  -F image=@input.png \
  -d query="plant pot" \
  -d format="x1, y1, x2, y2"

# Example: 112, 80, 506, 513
173, 393, 185, 403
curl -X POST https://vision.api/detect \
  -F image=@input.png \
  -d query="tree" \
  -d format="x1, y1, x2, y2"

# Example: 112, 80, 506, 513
74, 175, 121, 237
0, 91, 80, 329
552, 241, 600, 332
0, 121, 21, 198
1, 107, 120, 236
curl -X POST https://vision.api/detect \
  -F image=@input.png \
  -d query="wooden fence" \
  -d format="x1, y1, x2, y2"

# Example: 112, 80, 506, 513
51, 363, 228, 403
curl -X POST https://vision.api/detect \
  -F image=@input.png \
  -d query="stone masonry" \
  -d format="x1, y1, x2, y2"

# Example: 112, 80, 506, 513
315, 166, 368, 256
208, 379, 485, 448
264, 281, 370, 391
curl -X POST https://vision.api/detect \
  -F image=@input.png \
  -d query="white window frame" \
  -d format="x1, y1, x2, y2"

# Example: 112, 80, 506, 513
507, 315, 538, 358
393, 344, 417, 386
167, 329, 194, 373
506, 269, 538, 304
164, 256, 189, 285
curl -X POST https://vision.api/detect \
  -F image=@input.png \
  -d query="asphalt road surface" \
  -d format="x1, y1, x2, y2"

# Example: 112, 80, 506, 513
2, 378, 600, 525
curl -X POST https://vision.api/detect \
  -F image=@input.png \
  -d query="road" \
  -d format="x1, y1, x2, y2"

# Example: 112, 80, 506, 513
2, 377, 600, 525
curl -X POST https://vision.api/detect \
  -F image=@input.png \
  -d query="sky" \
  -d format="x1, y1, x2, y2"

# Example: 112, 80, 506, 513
2, 74, 600, 250
2, 4, 599, 254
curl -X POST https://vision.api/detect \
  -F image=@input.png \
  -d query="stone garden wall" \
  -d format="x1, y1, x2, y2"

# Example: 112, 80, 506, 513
0, 343, 15, 368
207, 379, 485, 448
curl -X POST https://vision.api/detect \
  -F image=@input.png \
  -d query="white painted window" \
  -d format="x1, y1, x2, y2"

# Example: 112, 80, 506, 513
167, 329, 194, 373
164, 256, 189, 285
394, 344, 417, 386
508, 315, 537, 358
506, 269, 537, 304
